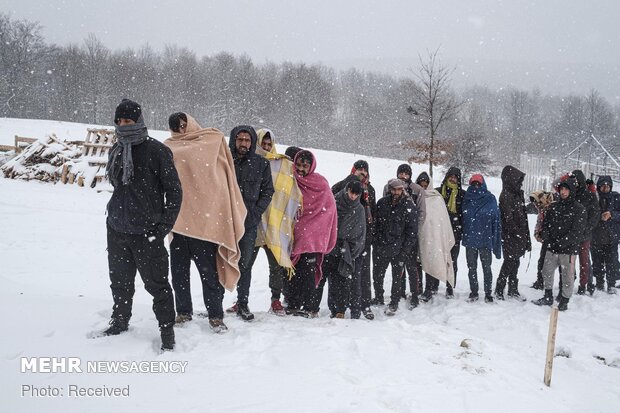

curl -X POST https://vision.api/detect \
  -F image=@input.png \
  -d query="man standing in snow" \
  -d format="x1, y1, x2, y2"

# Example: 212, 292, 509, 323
432, 167, 464, 298
494, 165, 531, 300
102, 99, 182, 351
226, 125, 274, 321
591, 176, 620, 293
462, 174, 502, 303
570, 170, 600, 295
287, 150, 338, 317
331, 160, 377, 320
373, 178, 418, 315
532, 177, 586, 311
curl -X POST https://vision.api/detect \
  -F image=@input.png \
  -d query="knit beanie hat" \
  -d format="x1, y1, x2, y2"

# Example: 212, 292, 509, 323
397, 163, 412, 177
114, 99, 142, 125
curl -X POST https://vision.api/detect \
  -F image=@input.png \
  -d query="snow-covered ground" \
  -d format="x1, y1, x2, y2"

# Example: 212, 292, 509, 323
1, 119, 619, 412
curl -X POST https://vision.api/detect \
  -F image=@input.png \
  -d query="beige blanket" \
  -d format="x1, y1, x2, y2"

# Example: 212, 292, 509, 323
164, 115, 247, 291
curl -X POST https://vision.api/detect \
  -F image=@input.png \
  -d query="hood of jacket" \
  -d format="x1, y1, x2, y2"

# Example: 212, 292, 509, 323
597, 175, 613, 192
558, 177, 578, 203
416, 171, 431, 186
501, 165, 525, 194
440, 166, 463, 189
571, 169, 588, 196
229, 125, 257, 160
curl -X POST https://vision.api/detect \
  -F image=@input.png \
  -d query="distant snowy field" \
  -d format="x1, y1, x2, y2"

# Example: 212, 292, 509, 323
1, 118, 619, 413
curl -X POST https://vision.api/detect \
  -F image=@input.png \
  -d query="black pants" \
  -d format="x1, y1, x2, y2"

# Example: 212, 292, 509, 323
591, 243, 619, 288
496, 251, 521, 293
350, 253, 365, 316
170, 233, 223, 319
287, 253, 318, 311
250, 245, 286, 301
373, 251, 405, 306
236, 225, 258, 305
426, 243, 460, 292
107, 225, 174, 327
466, 247, 493, 296
400, 247, 421, 298
308, 254, 355, 315
358, 243, 373, 309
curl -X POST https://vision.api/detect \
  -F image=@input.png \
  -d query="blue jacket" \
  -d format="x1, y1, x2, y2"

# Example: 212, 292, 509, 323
462, 179, 502, 258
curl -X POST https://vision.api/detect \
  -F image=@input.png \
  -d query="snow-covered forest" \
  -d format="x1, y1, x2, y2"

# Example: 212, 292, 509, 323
1, 13, 619, 171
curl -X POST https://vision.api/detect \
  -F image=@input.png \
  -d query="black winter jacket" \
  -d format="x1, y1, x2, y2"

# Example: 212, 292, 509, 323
499, 165, 531, 257
229, 126, 275, 229
571, 170, 600, 241
541, 178, 587, 255
106, 138, 182, 235
435, 166, 465, 242
331, 174, 377, 248
373, 194, 418, 259
592, 175, 620, 246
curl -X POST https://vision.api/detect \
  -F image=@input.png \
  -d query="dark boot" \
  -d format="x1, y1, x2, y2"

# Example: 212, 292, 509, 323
507, 279, 521, 297
531, 279, 544, 290
558, 296, 569, 311
236, 303, 255, 321
532, 289, 553, 306
587, 283, 596, 295
103, 318, 129, 336
576, 285, 586, 295
495, 278, 507, 300
446, 285, 454, 298
420, 290, 433, 303
160, 325, 175, 351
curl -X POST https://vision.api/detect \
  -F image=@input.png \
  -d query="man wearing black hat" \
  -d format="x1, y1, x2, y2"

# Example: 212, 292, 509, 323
331, 160, 377, 319
101, 99, 182, 351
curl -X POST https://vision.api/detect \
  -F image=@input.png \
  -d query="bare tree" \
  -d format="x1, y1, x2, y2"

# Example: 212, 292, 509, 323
406, 47, 461, 178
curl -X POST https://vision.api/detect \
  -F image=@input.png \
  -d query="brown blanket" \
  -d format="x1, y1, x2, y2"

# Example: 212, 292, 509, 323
164, 115, 247, 291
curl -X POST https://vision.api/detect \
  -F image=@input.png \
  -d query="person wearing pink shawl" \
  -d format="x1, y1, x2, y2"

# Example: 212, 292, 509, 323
287, 150, 338, 317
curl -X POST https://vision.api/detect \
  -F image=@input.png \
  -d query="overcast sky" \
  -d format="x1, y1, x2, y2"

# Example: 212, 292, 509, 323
2, 0, 619, 100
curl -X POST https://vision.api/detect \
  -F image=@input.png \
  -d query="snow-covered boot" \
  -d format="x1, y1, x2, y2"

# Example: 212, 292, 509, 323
103, 318, 128, 336
532, 289, 553, 306
160, 325, 175, 351
558, 296, 569, 311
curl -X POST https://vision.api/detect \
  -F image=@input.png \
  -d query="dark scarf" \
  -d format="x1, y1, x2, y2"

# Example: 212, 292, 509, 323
107, 115, 148, 186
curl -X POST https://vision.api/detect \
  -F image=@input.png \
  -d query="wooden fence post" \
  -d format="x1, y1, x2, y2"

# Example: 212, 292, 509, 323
544, 307, 559, 386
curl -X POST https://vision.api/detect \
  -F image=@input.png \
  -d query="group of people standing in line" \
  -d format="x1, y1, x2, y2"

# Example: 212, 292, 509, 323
99, 99, 620, 351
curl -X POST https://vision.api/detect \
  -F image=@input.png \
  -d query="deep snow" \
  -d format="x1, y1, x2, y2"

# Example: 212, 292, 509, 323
1, 118, 619, 413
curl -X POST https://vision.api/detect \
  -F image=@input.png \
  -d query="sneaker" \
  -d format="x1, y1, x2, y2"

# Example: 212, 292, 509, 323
269, 299, 286, 316
484, 294, 494, 303
334, 312, 345, 319
160, 325, 175, 351
446, 286, 454, 299
408, 297, 419, 310
175, 313, 192, 324
370, 297, 384, 306
102, 319, 128, 336
294, 309, 319, 319
236, 303, 255, 321
208, 318, 228, 334
225, 303, 238, 313
608, 287, 617, 295
467, 293, 479, 302
362, 308, 375, 320
384, 304, 398, 316
507, 290, 525, 301
495, 291, 505, 301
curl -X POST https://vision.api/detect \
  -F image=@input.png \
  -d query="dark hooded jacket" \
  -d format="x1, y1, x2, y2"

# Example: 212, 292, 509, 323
331, 167, 377, 248
592, 175, 620, 245
229, 125, 275, 229
374, 192, 418, 259
541, 178, 586, 255
416, 172, 431, 187
499, 165, 531, 257
571, 170, 600, 242
435, 166, 465, 242
462, 177, 502, 259
329, 187, 367, 277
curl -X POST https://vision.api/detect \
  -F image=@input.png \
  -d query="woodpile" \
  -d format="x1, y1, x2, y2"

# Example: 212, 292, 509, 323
1, 128, 116, 189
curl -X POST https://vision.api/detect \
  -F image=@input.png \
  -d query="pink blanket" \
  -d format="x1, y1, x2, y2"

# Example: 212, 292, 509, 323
291, 150, 338, 285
